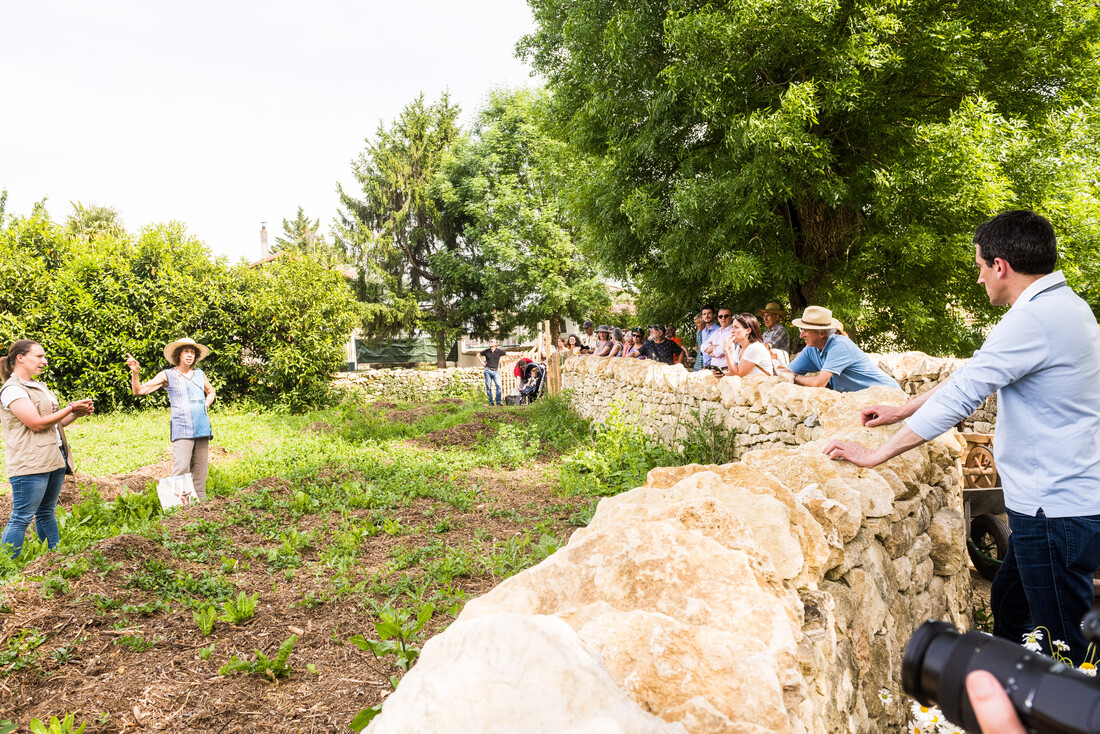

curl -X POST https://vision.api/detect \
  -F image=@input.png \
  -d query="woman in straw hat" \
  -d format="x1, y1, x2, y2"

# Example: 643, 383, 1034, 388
126, 338, 216, 500
756, 302, 790, 353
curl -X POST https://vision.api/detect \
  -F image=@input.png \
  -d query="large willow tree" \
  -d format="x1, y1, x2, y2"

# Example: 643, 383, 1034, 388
520, 0, 1100, 354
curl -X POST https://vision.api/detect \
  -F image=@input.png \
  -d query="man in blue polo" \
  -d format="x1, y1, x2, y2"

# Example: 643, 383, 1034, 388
823, 210, 1100, 663
779, 306, 899, 392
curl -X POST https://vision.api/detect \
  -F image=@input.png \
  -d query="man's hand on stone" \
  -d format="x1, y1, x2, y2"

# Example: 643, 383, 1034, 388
822, 439, 880, 467
861, 404, 906, 427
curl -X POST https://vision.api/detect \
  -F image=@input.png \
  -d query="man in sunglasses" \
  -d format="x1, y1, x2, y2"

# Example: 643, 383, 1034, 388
701, 308, 735, 374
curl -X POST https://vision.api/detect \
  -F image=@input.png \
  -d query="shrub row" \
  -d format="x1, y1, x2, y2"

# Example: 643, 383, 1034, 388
0, 206, 358, 411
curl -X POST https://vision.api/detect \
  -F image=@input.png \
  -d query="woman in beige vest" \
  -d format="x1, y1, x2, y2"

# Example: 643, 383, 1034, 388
0, 340, 94, 558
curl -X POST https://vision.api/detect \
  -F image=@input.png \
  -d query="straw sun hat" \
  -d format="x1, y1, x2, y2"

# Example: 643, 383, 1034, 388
163, 337, 210, 365
757, 302, 787, 317
791, 306, 843, 331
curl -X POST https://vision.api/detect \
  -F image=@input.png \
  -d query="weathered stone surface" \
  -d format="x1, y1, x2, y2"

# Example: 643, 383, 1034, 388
368, 352, 974, 734
927, 507, 967, 576
365, 614, 688, 734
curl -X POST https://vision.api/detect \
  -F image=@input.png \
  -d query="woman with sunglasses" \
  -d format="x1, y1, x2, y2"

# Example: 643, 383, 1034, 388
722, 313, 775, 377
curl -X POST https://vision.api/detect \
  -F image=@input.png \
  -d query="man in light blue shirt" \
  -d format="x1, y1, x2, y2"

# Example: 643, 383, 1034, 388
694, 305, 719, 371
780, 306, 900, 392
824, 210, 1100, 662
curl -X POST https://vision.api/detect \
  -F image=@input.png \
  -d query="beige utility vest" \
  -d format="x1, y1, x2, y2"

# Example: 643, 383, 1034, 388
0, 375, 74, 477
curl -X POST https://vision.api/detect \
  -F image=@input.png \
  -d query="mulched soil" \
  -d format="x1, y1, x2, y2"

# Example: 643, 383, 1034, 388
0, 406, 591, 733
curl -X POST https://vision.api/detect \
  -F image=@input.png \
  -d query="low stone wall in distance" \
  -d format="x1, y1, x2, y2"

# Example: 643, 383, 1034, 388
366, 359, 971, 733
333, 367, 482, 402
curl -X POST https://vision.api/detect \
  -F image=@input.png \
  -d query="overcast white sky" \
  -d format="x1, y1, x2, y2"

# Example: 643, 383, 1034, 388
0, 0, 539, 262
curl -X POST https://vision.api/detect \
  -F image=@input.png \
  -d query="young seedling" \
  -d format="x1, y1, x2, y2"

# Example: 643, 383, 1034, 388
349, 603, 433, 671
219, 592, 258, 624
219, 634, 296, 682
193, 605, 218, 636
28, 713, 86, 734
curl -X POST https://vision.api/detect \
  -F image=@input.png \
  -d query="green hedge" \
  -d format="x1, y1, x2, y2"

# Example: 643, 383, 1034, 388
0, 207, 358, 412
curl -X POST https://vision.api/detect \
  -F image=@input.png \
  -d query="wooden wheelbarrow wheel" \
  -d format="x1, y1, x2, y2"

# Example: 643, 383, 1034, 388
963, 444, 999, 489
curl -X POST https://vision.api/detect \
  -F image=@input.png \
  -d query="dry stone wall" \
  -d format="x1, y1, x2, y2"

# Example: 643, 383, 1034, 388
366, 356, 971, 734
333, 367, 482, 402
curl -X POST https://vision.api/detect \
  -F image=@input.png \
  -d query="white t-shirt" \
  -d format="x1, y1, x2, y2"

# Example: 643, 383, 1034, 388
730, 342, 775, 375
1, 384, 63, 445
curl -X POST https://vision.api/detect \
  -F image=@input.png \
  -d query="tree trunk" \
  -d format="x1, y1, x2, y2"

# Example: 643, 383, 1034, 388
435, 335, 447, 369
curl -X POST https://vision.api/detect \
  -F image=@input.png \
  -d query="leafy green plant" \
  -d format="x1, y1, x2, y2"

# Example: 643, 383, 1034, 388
350, 603, 433, 671
40, 575, 69, 599
676, 407, 738, 466
199, 643, 216, 660
114, 634, 158, 652
559, 398, 676, 497
194, 605, 218, 636
0, 719, 16, 734
219, 592, 259, 624
0, 628, 48, 676
350, 705, 384, 732
28, 714, 86, 734
219, 634, 296, 681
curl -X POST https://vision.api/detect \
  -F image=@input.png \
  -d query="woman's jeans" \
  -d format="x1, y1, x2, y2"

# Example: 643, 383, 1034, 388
2, 464, 66, 558
483, 369, 502, 406
991, 507, 1100, 665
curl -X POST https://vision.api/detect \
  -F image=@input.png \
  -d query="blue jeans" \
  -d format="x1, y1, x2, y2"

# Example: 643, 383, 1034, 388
2, 464, 67, 558
483, 369, 502, 405
991, 507, 1100, 665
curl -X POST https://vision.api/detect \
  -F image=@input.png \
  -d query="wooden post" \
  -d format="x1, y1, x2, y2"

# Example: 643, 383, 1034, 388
544, 319, 561, 395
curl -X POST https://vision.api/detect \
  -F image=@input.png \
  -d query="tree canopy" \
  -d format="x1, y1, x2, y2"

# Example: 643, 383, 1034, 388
433, 87, 610, 338
336, 93, 463, 366
0, 204, 357, 411
519, 0, 1100, 354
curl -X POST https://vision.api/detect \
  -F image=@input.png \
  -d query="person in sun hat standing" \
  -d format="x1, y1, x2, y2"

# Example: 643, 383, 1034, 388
126, 338, 216, 500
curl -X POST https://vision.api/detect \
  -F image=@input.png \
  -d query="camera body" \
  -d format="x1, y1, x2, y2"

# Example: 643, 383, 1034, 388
902, 614, 1100, 733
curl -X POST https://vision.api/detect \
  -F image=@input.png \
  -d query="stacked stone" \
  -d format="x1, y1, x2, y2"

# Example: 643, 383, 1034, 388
562, 356, 824, 460
873, 352, 997, 434
332, 367, 482, 402
366, 360, 970, 734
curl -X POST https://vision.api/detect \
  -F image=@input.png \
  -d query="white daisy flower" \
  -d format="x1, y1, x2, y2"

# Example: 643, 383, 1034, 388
877, 688, 893, 706
1053, 639, 1070, 652
1022, 629, 1044, 652
1080, 662, 1097, 677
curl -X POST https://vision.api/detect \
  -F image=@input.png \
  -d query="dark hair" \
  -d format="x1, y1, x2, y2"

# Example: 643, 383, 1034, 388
173, 345, 199, 365
973, 210, 1057, 275
733, 314, 765, 344
0, 340, 40, 382
567, 334, 581, 348
701, 305, 716, 315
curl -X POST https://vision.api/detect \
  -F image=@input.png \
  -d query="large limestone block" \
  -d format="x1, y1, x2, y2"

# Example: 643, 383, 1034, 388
760, 381, 821, 420
684, 370, 722, 400
575, 609, 793, 734
366, 614, 686, 734
810, 387, 904, 434
588, 475, 803, 580
717, 375, 743, 408
639, 464, 832, 585
927, 507, 966, 576
459, 518, 803, 679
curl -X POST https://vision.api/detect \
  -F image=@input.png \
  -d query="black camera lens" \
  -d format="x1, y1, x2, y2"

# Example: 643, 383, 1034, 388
902, 620, 1100, 733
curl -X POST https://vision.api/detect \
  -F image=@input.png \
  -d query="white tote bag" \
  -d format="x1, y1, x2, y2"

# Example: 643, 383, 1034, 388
156, 473, 198, 508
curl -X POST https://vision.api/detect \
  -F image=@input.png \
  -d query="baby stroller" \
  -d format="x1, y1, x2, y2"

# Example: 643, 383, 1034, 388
518, 362, 546, 404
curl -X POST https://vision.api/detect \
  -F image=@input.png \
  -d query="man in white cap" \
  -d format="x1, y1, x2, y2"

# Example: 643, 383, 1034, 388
779, 306, 899, 392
